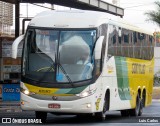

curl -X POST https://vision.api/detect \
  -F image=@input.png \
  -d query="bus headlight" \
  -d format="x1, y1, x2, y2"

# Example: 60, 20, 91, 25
24, 89, 30, 95
81, 92, 89, 97
77, 89, 96, 98
21, 88, 35, 96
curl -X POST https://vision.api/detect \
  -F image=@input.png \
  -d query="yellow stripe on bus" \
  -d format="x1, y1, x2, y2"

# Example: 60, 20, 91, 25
25, 83, 59, 95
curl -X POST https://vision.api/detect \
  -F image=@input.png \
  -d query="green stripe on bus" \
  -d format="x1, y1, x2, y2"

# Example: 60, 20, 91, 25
115, 56, 131, 100
54, 88, 72, 94
120, 57, 131, 100
115, 56, 126, 100
53, 86, 87, 95
67, 85, 87, 94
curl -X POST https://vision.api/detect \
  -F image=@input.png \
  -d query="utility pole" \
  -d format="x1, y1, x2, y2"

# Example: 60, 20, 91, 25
15, 0, 20, 38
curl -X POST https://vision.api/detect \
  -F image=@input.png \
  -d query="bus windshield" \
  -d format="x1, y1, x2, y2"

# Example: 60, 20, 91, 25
23, 28, 96, 83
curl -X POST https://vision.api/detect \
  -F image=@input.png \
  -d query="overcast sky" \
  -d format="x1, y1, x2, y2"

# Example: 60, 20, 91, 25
116, 0, 159, 32
13, 0, 160, 33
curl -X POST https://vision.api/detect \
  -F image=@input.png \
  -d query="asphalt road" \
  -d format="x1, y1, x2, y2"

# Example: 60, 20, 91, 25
0, 100, 160, 126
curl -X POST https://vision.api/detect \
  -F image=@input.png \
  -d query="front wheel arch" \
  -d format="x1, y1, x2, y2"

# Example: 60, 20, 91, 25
105, 89, 110, 111
94, 89, 110, 121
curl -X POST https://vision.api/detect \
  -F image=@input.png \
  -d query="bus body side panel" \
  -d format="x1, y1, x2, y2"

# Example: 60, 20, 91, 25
101, 56, 132, 111
126, 57, 154, 107
101, 56, 154, 111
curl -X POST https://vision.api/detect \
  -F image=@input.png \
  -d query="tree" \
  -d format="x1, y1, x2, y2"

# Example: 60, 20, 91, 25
145, 1, 160, 27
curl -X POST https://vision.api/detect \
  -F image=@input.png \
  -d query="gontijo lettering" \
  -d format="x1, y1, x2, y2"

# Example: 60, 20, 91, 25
132, 63, 146, 74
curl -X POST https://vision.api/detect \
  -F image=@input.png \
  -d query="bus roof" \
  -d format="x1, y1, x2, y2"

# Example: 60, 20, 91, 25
108, 18, 153, 35
28, 10, 153, 36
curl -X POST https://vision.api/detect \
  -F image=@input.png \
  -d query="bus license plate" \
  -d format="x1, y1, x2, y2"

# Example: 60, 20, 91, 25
48, 104, 61, 109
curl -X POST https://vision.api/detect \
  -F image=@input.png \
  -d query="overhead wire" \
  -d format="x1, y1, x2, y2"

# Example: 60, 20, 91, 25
30, 3, 54, 10
123, 2, 154, 9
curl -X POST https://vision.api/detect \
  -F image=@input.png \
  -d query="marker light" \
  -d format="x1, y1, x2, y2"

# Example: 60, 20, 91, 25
21, 101, 25, 105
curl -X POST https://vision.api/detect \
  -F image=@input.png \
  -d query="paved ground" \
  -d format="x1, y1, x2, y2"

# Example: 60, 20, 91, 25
153, 87, 160, 99
0, 101, 21, 113
0, 100, 159, 126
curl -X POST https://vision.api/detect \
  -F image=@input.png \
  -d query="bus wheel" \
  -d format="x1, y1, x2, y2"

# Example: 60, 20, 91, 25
35, 111, 47, 123
142, 91, 146, 108
95, 111, 106, 121
129, 94, 141, 116
95, 92, 109, 121
138, 100, 143, 116
121, 110, 129, 117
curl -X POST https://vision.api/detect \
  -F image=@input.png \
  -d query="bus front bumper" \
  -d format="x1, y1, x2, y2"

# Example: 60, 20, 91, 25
20, 93, 96, 113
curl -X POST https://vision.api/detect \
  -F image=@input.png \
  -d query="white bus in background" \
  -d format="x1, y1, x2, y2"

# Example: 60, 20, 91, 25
12, 10, 154, 123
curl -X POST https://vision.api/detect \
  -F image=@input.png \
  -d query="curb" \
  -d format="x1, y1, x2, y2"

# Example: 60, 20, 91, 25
0, 102, 20, 107
0, 101, 21, 113
0, 108, 22, 113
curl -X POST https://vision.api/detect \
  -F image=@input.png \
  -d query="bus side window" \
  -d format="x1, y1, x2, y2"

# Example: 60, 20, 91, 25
122, 28, 129, 57
128, 30, 133, 58
117, 27, 121, 56
133, 32, 139, 59
112, 26, 117, 56
146, 35, 150, 60
145, 34, 148, 60
129, 31, 135, 58
137, 32, 140, 59
108, 25, 116, 56
138, 32, 143, 59
140, 33, 146, 60
150, 36, 154, 59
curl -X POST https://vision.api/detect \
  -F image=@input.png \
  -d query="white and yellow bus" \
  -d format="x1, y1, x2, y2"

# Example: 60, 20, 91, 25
12, 10, 154, 122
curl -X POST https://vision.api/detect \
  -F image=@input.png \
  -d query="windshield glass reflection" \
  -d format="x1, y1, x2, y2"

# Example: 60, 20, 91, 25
23, 29, 96, 83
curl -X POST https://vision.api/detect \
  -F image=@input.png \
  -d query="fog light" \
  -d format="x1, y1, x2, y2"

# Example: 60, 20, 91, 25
87, 103, 91, 108
24, 90, 30, 95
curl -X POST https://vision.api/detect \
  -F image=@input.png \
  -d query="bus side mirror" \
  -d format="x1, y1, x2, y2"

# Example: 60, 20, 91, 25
12, 35, 24, 59
94, 36, 104, 60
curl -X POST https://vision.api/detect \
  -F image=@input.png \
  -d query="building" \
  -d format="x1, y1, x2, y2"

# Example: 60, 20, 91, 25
0, 1, 13, 35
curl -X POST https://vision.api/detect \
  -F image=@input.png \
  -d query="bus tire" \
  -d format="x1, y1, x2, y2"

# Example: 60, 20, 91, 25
95, 91, 109, 121
35, 111, 47, 123
121, 110, 129, 117
129, 94, 141, 116
142, 90, 146, 108
138, 100, 143, 116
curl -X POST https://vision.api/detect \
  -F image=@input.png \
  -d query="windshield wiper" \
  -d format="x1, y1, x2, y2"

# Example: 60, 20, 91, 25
36, 53, 74, 87
56, 53, 74, 87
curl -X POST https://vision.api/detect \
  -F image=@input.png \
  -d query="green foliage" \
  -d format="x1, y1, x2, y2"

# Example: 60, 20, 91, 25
145, 1, 160, 27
